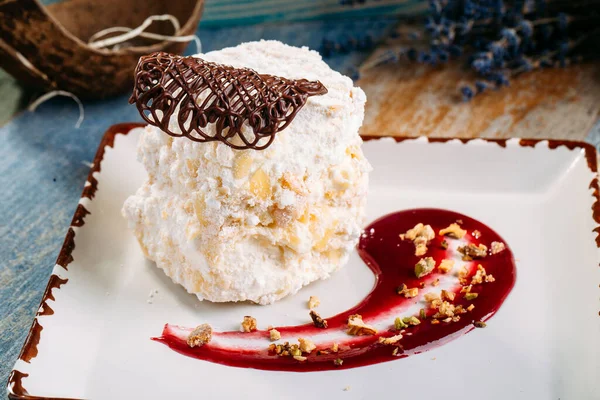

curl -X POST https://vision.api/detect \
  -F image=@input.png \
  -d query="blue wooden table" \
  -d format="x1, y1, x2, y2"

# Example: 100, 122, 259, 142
0, 18, 397, 392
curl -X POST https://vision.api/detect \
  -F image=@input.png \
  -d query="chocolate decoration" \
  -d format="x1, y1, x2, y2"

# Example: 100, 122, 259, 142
129, 52, 328, 150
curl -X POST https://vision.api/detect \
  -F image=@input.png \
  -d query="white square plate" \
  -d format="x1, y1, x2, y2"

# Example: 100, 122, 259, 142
8, 124, 600, 399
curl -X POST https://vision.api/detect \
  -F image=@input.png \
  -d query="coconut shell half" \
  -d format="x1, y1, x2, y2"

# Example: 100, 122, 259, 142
0, 0, 204, 99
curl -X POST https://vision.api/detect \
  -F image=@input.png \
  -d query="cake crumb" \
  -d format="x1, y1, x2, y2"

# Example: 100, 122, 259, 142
415, 257, 436, 278
308, 295, 320, 309
269, 328, 281, 341
187, 323, 212, 348
241, 316, 257, 332
343, 386, 351, 391
310, 310, 328, 329
298, 338, 316, 354
439, 223, 467, 239
400, 223, 435, 256
347, 314, 378, 335
438, 259, 455, 273
491, 241, 506, 254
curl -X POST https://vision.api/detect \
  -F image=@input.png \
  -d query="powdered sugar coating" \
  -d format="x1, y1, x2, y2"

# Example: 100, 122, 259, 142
123, 40, 370, 304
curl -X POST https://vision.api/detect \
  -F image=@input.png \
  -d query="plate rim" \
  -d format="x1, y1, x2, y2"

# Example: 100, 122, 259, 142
7, 122, 600, 399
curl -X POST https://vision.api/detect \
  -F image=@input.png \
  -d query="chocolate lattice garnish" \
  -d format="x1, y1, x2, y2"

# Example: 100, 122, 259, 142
129, 52, 328, 150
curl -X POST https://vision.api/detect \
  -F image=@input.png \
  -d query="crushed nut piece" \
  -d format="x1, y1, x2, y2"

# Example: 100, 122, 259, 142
431, 300, 457, 319
392, 347, 400, 355
472, 230, 481, 239
470, 264, 486, 284
378, 334, 403, 345
241, 316, 257, 332
458, 266, 470, 279
461, 285, 472, 293
298, 338, 316, 354
456, 219, 463, 224
438, 259, 455, 273
464, 292, 479, 300
452, 316, 461, 322
331, 342, 339, 353
310, 310, 328, 329
347, 314, 378, 335
441, 290, 456, 302
491, 241, 506, 254
187, 324, 212, 348
485, 274, 496, 283
293, 355, 307, 361
457, 243, 488, 260
442, 317, 452, 323
269, 328, 281, 341
415, 257, 436, 278
419, 308, 427, 320
424, 292, 440, 302
397, 284, 419, 298
402, 316, 421, 326
440, 240, 449, 250
431, 319, 440, 324
334, 358, 344, 366
400, 223, 435, 256
439, 223, 467, 239
394, 317, 407, 330
419, 281, 426, 289
467, 304, 475, 312
432, 278, 440, 287
308, 295, 320, 309
474, 321, 487, 328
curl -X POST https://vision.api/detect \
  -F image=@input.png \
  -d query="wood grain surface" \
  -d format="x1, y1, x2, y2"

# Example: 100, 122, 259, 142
358, 58, 600, 141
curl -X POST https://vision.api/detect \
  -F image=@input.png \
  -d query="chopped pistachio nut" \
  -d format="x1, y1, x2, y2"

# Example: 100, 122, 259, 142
310, 310, 328, 329
241, 316, 257, 332
270, 342, 302, 358
457, 243, 488, 260
187, 323, 212, 348
293, 355, 307, 362
441, 289, 455, 302
378, 334, 403, 345
424, 292, 440, 302
464, 292, 479, 301
394, 317, 407, 330
439, 223, 467, 239
440, 240, 449, 250
298, 338, 316, 354
474, 321, 487, 328
334, 358, 344, 366
419, 308, 427, 319
397, 284, 419, 298
467, 304, 475, 312
432, 278, 440, 287
400, 223, 435, 256
491, 241, 506, 254
438, 259, 455, 273
415, 257, 436, 278
308, 295, 320, 309
402, 316, 421, 326
269, 328, 281, 341
472, 230, 482, 239
331, 342, 339, 353
347, 314, 378, 335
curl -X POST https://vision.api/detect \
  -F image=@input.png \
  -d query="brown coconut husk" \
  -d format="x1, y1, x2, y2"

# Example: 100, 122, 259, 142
0, 0, 204, 99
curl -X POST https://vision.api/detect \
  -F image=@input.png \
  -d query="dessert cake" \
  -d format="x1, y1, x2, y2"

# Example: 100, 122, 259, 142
122, 40, 370, 304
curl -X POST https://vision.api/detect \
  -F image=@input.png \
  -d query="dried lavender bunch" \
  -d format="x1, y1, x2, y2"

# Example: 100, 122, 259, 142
331, 0, 600, 100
